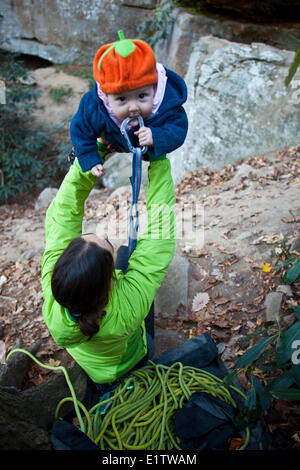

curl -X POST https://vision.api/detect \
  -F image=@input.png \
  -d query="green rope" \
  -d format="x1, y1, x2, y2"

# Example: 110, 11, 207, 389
6, 349, 251, 451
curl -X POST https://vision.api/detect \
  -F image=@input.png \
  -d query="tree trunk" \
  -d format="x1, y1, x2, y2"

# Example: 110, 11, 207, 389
0, 339, 88, 450
0, 388, 52, 450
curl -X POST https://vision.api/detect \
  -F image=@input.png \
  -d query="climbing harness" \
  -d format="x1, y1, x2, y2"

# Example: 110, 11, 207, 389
6, 348, 250, 451
120, 115, 148, 268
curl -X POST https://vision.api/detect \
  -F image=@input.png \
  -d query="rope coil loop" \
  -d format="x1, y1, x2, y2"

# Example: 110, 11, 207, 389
6, 349, 250, 450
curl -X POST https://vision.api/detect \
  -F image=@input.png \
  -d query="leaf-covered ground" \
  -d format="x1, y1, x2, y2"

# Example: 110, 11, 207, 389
0, 144, 299, 448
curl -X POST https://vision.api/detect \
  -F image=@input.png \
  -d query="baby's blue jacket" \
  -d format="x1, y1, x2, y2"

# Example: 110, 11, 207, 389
70, 68, 188, 172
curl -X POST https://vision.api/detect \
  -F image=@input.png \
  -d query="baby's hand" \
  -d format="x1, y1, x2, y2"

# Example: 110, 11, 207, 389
91, 164, 105, 177
134, 126, 153, 147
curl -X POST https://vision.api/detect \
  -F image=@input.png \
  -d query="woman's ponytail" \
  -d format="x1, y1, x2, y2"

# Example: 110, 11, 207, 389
51, 237, 115, 340
77, 309, 106, 340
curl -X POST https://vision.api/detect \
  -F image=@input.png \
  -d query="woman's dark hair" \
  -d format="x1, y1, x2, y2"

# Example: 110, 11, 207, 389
51, 237, 115, 340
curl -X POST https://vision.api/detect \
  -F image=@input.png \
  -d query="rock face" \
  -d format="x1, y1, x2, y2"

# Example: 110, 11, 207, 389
35, 187, 58, 209
168, 36, 300, 185
0, 338, 88, 450
195, 0, 300, 22
2, 2, 299, 189
2, 1, 299, 68
0, 0, 154, 64
155, 10, 300, 78
154, 253, 191, 317
102, 152, 149, 190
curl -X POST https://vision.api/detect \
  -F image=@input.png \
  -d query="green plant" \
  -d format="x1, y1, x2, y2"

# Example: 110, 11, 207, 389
49, 86, 73, 104
221, 256, 300, 433
285, 34, 300, 86
233, 305, 300, 399
0, 51, 69, 202
137, 0, 176, 48
281, 257, 300, 284
0, 51, 46, 200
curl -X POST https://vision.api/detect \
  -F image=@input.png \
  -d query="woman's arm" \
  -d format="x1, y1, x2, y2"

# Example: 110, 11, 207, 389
115, 157, 176, 333
41, 159, 96, 290
70, 91, 105, 171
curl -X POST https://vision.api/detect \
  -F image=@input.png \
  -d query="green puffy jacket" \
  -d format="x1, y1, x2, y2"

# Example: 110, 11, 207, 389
41, 157, 175, 383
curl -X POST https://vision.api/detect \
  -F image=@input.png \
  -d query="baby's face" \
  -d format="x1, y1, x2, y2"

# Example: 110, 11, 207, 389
107, 85, 155, 127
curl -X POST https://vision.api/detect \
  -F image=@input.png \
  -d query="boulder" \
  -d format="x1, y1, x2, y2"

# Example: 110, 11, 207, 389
0, 0, 154, 64
290, 236, 300, 254
2, 1, 299, 68
276, 284, 293, 297
35, 187, 58, 209
194, 1, 300, 22
154, 328, 188, 357
102, 152, 149, 190
264, 291, 284, 322
168, 36, 300, 185
0, 338, 88, 450
155, 10, 300, 78
154, 252, 191, 317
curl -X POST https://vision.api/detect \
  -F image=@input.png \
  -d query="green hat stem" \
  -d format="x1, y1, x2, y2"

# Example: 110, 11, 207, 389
98, 30, 136, 71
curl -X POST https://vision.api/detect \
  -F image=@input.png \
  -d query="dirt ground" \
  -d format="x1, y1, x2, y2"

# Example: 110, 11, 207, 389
0, 143, 299, 362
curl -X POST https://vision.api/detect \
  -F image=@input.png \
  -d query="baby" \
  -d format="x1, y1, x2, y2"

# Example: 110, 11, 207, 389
69, 31, 188, 176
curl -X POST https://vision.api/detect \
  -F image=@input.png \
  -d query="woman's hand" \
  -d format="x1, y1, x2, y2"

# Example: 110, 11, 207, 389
91, 164, 105, 177
134, 126, 153, 147
97, 132, 109, 146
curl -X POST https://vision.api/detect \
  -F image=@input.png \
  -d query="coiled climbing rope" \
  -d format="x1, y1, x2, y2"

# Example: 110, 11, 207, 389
6, 349, 250, 450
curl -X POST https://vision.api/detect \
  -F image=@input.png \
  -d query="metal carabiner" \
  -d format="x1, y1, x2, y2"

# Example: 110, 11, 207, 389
120, 115, 148, 155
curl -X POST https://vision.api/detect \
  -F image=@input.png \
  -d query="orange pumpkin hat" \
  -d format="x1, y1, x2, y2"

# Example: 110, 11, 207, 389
93, 30, 158, 94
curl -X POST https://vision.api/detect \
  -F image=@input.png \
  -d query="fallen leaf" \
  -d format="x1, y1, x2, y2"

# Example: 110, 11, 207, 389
203, 279, 222, 291
293, 432, 300, 443
282, 217, 300, 223
223, 255, 239, 266
192, 292, 210, 312
155, 321, 178, 330
196, 326, 207, 335
213, 296, 230, 305
36, 350, 51, 358
175, 303, 196, 322
222, 230, 233, 240
232, 325, 241, 331
187, 250, 208, 258
46, 358, 61, 367
182, 245, 192, 254
212, 320, 230, 328
177, 182, 186, 191
224, 301, 243, 313
189, 328, 197, 339
260, 263, 273, 272
0, 275, 7, 289
237, 372, 250, 391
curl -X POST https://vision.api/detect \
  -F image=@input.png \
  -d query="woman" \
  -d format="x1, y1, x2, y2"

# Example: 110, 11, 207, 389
41, 153, 175, 387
